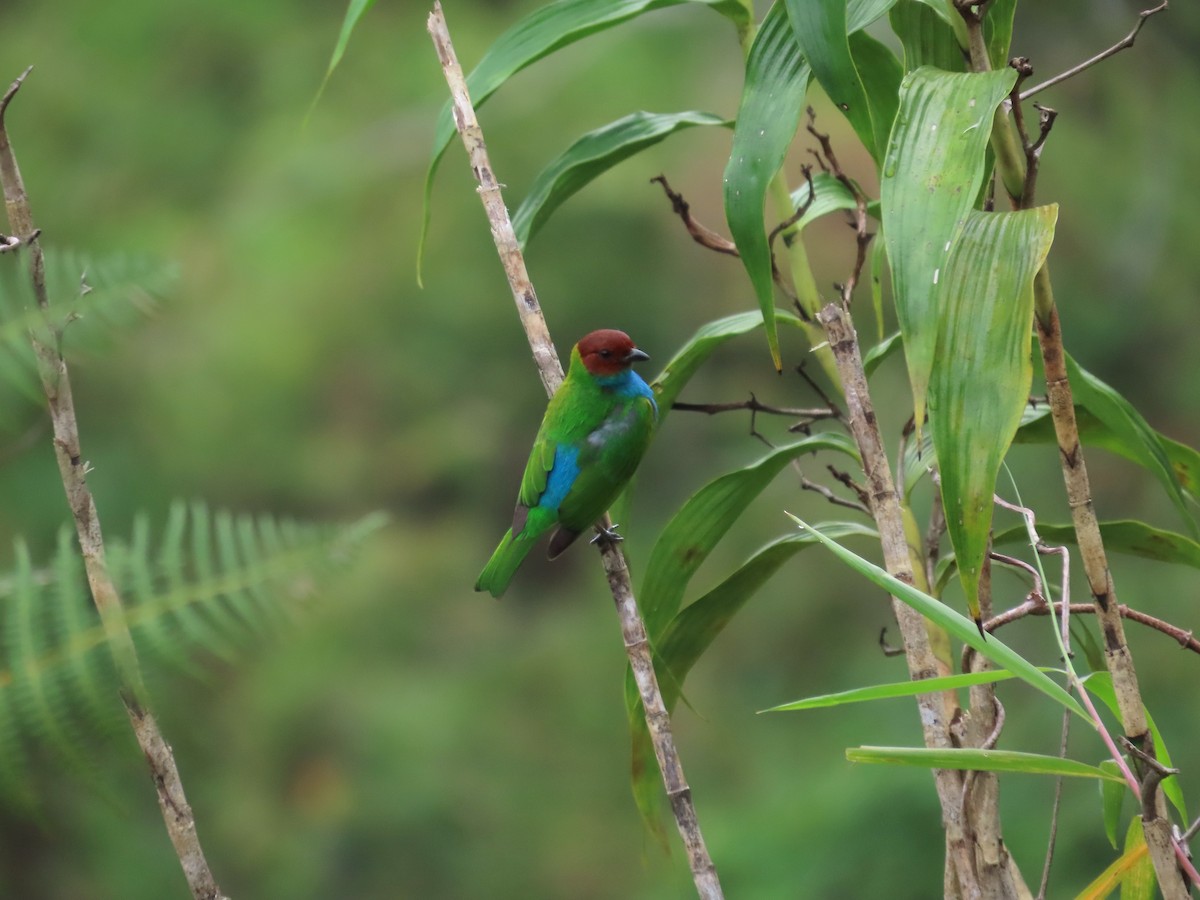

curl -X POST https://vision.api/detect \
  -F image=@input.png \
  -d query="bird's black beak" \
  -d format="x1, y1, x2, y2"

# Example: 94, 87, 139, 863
624, 347, 650, 364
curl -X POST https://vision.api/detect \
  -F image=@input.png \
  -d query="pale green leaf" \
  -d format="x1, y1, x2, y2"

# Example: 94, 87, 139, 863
787, 514, 1087, 717
628, 522, 874, 840
649, 309, 807, 424
723, 1, 810, 370
308, 0, 376, 120
994, 520, 1200, 571
513, 111, 729, 247
880, 67, 1017, 434
847, 746, 1125, 780
1100, 759, 1124, 850
764, 667, 1027, 712
641, 436, 860, 640
420, 0, 743, 280
929, 205, 1057, 621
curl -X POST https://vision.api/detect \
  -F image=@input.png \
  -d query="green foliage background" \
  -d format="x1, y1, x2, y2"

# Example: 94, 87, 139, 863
1, 0, 1199, 897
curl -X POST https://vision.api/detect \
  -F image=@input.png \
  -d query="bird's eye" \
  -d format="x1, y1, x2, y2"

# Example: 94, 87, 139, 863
599, 349, 612, 358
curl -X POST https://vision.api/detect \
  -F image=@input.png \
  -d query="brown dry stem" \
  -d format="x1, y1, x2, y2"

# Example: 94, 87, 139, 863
426, 6, 722, 898
0, 67, 228, 900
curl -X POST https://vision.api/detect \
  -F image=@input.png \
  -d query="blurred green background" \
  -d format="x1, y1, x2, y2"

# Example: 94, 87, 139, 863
1, 0, 1199, 897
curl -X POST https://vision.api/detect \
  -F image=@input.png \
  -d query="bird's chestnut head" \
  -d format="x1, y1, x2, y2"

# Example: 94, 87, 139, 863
576, 329, 650, 377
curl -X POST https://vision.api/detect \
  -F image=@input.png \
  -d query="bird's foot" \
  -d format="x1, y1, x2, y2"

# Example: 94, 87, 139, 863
591, 523, 623, 546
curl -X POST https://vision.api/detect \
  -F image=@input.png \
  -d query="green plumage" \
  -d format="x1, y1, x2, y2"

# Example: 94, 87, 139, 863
476, 332, 657, 597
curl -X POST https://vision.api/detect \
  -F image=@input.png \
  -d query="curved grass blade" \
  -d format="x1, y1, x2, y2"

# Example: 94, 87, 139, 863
880, 67, 1017, 436
641, 435, 860, 639
787, 514, 1087, 718
994, 520, 1200, 571
846, 746, 1124, 781
649, 308, 807, 420
787, 171, 880, 232
763, 666, 1029, 712
308, 0, 376, 121
862, 330, 902, 379
629, 522, 874, 842
722, 0, 810, 370
1063, 352, 1197, 536
1016, 405, 1200, 502
929, 205, 1057, 623
513, 111, 729, 247
420, 0, 746, 282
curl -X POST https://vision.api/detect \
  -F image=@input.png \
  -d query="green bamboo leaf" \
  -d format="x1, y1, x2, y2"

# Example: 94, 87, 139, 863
1063, 353, 1197, 535
723, 1, 810, 370
787, 514, 1088, 717
846, 746, 1125, 781
764, 666, 1029, 712
1100, 759, 1124, 850
848, 30, 904, 161
929, 205, 1057, 622
982, 0, 1017, 70
628, 522, 873, 840
1080, 672, 1186, 823
512, 111, 729, 247
649, 309, 807, 422
786, 0, 900, 164
880, 67, 1017, 436
789, 171, 867, 231
994, 520, 1200, 571
889, 0, 965, 72
308, 0, 376, 121
641, 435, 860, 640
420, 0, 746, 282
1016, 405, 1200, 502
861, 328, 900, 391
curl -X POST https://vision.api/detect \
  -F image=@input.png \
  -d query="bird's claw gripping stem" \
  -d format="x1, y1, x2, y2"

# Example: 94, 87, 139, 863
591, 523, 623, 546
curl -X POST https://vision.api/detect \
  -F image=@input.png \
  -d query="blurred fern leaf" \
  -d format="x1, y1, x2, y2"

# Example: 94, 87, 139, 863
0, 502, 386, 799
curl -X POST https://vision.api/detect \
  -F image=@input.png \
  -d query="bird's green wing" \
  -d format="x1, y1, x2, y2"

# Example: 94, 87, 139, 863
516, 432, 557, 511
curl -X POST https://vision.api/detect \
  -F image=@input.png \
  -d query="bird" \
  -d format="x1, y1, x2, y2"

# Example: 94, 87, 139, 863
475, 329, 658, 598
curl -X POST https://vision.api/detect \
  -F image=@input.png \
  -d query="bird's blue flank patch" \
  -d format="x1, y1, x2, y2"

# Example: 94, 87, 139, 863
595, 370, 658, 416
541, 445, 580, 510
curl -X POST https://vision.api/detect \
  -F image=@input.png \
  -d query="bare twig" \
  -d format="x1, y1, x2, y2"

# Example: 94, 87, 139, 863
671, 396, 834, 422
1020, 2, 1170, 101
651, 175, 738, 257
804, 110, 872, 306
0, 68, 227, 900
984, 601, 1200, 656
1037, 709, 1072, 900
799, 471, 870, 516
427, 8, 723, 898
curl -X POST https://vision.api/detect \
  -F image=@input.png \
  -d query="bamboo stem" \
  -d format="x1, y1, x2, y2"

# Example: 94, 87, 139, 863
426, 6, 723, 897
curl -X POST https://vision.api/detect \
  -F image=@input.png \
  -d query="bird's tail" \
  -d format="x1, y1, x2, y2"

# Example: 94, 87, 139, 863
475, 528, 538, 598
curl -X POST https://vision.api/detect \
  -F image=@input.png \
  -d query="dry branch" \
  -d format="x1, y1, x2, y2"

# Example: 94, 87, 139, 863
425, 6, 723, 898
0, 67, 228, 900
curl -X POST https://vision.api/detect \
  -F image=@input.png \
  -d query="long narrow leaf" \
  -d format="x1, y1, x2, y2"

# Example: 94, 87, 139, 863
764, 667, 1027, 712
308, 0, 376, 119
786, 0, 900, 164
722, 1, 810, 370
650, 309, 807, 425
420, 0, 746, 280
929, 205, 1057, 622
994, 520, 1200, 571
880, 67, 1016, 434
847, 746, 1124, 780
628, 522, 873, 839
513, 111, 729, 247
787, 514, 1087, 718
641, 435, 859, 639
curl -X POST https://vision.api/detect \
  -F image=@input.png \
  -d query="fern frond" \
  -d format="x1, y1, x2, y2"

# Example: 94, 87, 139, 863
0, 247, 175, 431
0, 503, 387, 797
